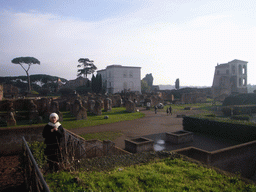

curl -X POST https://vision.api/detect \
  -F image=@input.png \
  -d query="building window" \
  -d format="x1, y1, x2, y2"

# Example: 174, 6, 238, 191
123, 70, 127, 78
243, 65, 246, 75
243, 78, 247, 86
239, 78, 242, 87
226, 70, 229, 74
129, 71, 133, 78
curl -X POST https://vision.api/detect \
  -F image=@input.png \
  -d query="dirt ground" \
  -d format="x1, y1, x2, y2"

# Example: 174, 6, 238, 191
0, 107, 204, 191
0, 155, 25, 191
71, 107, 202, 149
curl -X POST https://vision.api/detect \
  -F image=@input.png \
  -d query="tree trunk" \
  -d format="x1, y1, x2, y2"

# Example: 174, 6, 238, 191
26, 71, 31, 93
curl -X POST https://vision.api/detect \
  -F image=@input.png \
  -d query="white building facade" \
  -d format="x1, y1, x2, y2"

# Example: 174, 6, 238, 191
97, 65, 141, 94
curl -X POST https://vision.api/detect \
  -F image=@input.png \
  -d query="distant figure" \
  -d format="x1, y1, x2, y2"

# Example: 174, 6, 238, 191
166, 107, 170, 115
169, 106, 172, 115
154, 106, 158, 114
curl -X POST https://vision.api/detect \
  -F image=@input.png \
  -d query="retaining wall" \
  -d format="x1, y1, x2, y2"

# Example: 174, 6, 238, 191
0, 125, 45, 155
175, 140, 256, 179
0, 126, 129, 156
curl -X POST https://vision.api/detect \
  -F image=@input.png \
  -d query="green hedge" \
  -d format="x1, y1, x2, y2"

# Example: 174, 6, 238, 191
183, 116, 256, 142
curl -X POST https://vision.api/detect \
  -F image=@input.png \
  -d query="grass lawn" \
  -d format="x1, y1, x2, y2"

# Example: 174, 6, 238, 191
164, 101, 222, 112
0, 107, 145, 129
61, 107, 145, 130
45, 158, 256, 192
80, 131, 123, 141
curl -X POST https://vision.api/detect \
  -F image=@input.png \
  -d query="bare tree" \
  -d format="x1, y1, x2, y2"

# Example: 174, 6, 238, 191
11, 57, 40, 92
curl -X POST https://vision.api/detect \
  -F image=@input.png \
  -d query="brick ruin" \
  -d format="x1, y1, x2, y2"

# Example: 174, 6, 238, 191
212, 59, 248, 101
0, 87, 212, 126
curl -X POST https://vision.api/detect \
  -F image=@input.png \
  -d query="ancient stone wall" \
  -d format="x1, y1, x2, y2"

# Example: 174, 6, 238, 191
181, 92, 207, 104
0, 125, 45, 155
125, 100, 136, 113
175, 140, 256, 179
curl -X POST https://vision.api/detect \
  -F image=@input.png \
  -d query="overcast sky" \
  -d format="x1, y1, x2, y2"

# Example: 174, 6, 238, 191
0, 0, 255, 86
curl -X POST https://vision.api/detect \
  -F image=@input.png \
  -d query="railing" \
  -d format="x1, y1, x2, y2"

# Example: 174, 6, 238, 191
64, 130, 104, 160
21, 129, 128, 190
22, 136, 50, 192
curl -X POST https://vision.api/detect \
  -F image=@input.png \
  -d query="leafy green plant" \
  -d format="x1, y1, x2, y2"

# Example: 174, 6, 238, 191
28, 141, 47, 169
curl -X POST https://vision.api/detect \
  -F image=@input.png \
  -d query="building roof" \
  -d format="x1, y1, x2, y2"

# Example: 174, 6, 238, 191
229, 59, 248, 63
106, 65, 141, 69
216, 63, 229, 68
217, 59, 248, 67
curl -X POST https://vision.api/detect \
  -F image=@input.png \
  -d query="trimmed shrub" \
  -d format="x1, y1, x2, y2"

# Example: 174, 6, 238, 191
183, 116, 256, 142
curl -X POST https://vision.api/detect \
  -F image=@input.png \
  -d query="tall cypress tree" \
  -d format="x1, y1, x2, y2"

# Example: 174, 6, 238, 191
91, 74, 96, 93
86, 79, 91, 88
98, 74, 102, 93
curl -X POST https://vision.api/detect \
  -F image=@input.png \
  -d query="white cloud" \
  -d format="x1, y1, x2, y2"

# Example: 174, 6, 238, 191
0, 2, 256, 86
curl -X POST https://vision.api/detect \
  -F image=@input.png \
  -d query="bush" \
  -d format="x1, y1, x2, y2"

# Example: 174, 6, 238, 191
183, 116, 256, 142
28, 141, 47, 169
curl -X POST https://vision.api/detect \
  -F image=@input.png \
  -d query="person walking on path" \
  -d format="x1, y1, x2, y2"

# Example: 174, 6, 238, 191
154, 105, 158, 114
166, 107, 170, 115
169, 106, 172, 115
42, 113, 64, 172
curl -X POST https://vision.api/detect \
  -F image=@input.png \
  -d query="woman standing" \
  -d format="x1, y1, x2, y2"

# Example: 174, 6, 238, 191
42, 113, 64, 172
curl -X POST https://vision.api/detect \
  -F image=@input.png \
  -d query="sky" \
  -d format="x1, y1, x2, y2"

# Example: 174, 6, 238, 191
0, 0, 256, 86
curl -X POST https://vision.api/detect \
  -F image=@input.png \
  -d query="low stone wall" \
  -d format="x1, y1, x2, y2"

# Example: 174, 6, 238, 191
125, 137, 154, 153
0, 126, 130, 157
0, 125, 45, 155
166, 131, 193, 144
174, 140, 256, 179
183, 116, 256, 142
65, 129, 130, 157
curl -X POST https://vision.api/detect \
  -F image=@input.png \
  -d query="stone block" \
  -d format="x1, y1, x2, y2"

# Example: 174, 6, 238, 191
125, 137, 154, 153
126, 100, 136, 113
166, 130, 193, 144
